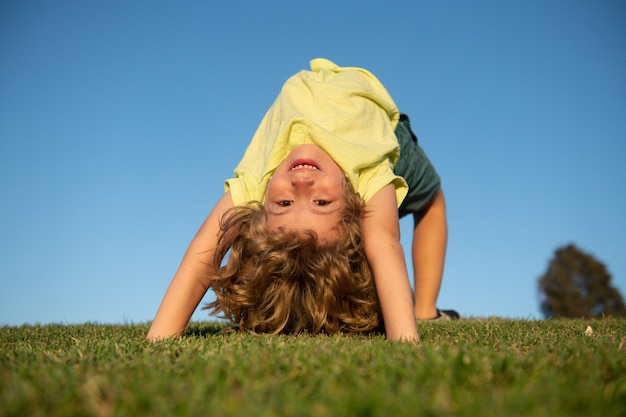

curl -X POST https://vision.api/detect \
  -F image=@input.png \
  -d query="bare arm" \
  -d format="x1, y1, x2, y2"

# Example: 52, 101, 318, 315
363, 184, 419, 342
146, 192, 234, 341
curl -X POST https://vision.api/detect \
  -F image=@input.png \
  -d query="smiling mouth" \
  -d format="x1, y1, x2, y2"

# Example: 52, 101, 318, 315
291, 164, 319, 171
290, 159, 320, 171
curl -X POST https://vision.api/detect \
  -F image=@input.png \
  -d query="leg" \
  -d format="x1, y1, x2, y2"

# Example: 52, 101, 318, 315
412, 189, 448, 319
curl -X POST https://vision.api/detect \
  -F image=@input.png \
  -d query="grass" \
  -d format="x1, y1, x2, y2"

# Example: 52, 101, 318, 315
1, 318, 625, 417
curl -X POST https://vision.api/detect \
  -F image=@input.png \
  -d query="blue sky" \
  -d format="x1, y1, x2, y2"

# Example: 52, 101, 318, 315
1, 0, 625, 326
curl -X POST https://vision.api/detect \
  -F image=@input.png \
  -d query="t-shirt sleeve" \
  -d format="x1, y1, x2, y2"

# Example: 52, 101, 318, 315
356, 160, 408, 207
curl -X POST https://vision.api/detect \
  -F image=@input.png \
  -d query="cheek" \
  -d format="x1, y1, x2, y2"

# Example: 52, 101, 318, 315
331, 177, 347, 197
265, 176, 280, 200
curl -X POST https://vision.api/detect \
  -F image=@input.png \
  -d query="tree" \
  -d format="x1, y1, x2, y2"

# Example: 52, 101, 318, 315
538, 243, 626, 318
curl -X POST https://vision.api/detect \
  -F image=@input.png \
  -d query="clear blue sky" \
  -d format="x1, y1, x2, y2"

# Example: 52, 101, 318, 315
1, 0, 625, 326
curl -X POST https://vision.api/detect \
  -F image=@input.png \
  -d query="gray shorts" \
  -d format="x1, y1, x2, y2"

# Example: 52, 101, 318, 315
394, 114, 441, 221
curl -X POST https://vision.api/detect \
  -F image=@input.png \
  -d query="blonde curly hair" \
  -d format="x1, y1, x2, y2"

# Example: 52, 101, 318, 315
204, 181, 382, 335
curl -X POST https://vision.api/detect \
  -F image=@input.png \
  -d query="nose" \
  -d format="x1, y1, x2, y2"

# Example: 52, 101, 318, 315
290, 174, 314, 189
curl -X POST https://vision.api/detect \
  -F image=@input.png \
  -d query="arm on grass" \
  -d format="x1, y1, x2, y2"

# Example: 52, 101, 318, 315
363, 184, 419, 342
146, 192, 234, 341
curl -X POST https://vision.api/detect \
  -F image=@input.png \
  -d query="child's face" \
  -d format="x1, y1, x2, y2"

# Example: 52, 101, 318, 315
266, 144, 346, 242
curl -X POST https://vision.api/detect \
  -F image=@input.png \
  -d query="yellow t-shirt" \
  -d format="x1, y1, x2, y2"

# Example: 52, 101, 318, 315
225, 58, 408, 207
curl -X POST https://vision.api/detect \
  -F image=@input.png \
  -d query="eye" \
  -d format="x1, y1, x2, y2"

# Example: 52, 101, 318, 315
315, 200, 330, 206
278, 200, 292, 207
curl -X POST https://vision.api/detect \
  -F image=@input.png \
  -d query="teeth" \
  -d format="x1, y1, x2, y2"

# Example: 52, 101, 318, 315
291, 164, 319, 170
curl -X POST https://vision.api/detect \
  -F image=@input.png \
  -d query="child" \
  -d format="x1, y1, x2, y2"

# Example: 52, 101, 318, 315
147, 58, 457, 342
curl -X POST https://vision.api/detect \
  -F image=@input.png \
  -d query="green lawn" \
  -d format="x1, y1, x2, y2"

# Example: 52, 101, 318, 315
1, 318, 625, 417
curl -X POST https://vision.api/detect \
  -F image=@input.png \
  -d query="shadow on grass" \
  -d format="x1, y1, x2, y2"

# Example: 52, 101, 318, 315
183, 321, 236, 338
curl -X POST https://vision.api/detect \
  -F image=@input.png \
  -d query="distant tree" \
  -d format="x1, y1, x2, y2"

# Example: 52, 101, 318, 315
538, 244, 626, 318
